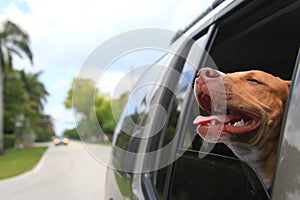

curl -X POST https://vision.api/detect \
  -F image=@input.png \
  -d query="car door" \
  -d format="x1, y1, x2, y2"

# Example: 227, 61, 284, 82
150, 2, 300, 199
272, 49, 300, 199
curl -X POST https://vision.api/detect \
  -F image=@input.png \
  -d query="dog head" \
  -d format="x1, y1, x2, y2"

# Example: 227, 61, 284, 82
193, 68, 290, 144
193, 67, 290, 187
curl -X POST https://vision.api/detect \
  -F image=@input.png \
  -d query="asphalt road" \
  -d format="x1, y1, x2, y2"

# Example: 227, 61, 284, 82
0, 141, 111, 200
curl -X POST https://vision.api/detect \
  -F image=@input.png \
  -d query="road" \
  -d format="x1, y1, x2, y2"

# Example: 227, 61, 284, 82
0, 141, 111, 200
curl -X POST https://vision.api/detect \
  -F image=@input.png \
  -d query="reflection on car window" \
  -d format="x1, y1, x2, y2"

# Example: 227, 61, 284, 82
155, 56, 197, 198
161, 70, 195, 147
113, 53, 173, 152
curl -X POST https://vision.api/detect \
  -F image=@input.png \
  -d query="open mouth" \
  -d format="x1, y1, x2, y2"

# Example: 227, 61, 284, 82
194, 92, 261, 136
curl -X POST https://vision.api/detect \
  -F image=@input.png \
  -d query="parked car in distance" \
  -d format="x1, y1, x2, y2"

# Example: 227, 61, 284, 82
105, 0, 300, 199
53, 136, 69, 145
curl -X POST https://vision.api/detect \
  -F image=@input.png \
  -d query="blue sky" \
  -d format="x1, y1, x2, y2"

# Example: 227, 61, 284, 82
0, 0, 212, 135
0, 0, 30, 13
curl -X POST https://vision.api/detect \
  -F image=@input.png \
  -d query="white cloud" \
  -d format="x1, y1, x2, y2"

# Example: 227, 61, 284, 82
52, 78, 70, 89
0, 0, 213, 134
45, 104, 75, 135
97, 70, 126, 95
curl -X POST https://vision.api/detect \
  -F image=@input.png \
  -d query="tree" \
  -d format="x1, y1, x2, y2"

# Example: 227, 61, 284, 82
4, 69, 50, 147
64, 78, 101, 141
36, 114, 55, 142
20, 71, 48, 112
64, 79, 131, 142
19, 71, 49, 147
0, 20, 33, 154
4, 70, 27, 133
95, 95, 116, 140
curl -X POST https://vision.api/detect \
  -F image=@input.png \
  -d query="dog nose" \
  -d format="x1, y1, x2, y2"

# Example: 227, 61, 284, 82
198, 68, 220, 80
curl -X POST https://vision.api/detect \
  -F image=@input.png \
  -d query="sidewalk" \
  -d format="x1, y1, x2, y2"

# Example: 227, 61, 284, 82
33, 142, 52, 147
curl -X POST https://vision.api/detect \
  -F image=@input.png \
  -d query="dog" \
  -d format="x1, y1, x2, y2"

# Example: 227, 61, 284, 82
193, 68, 290, 188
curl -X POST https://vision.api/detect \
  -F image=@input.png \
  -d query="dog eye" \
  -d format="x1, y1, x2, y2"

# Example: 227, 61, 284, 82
247, 78, 264, 85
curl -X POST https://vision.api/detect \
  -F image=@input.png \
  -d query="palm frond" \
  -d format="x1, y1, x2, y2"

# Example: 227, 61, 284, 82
6, 47, 23, 59
0, 20, 33, 69
10, 40, 33, 64
2, 20, 29, 42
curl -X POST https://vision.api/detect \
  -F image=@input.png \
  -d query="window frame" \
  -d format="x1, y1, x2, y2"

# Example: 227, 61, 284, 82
139, 24, 218, 200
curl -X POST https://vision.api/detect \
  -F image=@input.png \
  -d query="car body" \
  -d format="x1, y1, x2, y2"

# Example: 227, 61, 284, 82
53, 136, 69, 145
105, 0, 300, 199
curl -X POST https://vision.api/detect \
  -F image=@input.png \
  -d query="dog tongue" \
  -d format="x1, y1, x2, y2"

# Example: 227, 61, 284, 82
193, 115, 230, 125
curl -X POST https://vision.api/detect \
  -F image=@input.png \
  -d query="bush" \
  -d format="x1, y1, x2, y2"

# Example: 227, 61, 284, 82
35, 128, 51, 142
4, 134, 16, 149
63, 128, 80, 140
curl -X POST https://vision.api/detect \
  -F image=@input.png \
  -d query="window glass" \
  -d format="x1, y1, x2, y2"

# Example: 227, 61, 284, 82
111, 53, 174, 174
154, 37, 206, 198
113, 54, 172, 149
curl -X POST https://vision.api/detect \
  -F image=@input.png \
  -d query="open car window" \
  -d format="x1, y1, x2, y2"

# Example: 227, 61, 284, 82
154, 2, 300, 200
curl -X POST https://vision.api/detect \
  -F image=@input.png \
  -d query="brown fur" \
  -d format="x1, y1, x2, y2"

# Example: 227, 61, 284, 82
194, 68, 290, 187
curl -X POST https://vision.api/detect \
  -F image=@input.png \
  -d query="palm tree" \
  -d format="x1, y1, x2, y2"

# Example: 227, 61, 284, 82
21, 71, 48, 112
0, 20, 33, 154
19, 71, 48, 148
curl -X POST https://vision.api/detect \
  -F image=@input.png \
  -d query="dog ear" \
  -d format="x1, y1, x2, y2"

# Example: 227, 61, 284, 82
285, 80, 291, 88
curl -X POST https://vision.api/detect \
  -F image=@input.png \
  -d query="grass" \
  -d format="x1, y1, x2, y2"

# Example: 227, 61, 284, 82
0, 147, 47, 180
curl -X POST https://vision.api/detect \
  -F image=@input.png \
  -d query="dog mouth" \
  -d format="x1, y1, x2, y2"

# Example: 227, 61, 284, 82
194, 92, 261, 136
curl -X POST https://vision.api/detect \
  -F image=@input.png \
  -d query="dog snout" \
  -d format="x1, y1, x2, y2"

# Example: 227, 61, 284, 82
195, 68, 225, 91
198, 68, 220, 80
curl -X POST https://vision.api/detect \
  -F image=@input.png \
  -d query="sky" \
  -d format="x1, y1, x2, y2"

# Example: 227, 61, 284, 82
0, 0, 212, 135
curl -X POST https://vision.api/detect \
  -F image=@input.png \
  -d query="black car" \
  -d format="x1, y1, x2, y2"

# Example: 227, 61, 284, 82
105, 0, 300, 199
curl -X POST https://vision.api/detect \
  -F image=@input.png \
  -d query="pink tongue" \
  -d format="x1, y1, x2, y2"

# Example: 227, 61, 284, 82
193, 115, 231, 125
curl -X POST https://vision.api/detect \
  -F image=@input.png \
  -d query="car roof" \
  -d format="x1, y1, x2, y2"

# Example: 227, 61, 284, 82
171, 0, 241, 41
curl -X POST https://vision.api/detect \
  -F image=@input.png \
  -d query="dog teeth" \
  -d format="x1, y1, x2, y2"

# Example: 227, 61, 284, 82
232, 119, 250, 127
211, 120, 216, 125
233, 119, 243, 127
206, 119, 251, 127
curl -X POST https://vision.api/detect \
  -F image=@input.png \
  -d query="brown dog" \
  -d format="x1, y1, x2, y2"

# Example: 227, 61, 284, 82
193, 68, 290, 188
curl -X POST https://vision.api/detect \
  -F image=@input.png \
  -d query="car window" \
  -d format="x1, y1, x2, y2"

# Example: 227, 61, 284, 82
112, 53, 173, 171
155, 3, 300, 199
205, 3, 299, 194
153, 31, 212, 199
155, 50, 269, 200
154, 58, 196, 200
272, 49, 300, 199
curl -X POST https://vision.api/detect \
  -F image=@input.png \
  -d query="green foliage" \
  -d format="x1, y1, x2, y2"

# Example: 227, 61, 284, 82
64, 78, 131, 142
64, 78, 96, 113
111, 92, 129, 122
64, 78, 100, 140
114, 171, 133, 197
35, 127, 51, 142
4, 70, 27, 133
3, 69, 54, 146
0, 19, 34, 153
0, 147, 47, 179
20, 71, 48, 112
95, 95, 116, 135
63, 128, 80, 140
3, 134, 16, 149
0, 20, 33, 71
